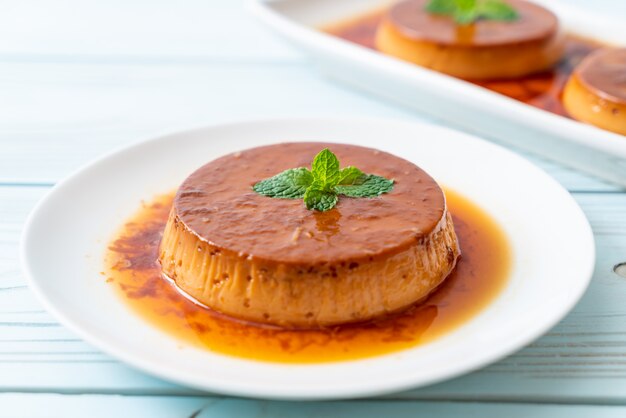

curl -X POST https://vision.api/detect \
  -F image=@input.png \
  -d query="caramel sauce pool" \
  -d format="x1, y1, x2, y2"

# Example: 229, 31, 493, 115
325, 10, 603, 117
105, 189, 510, 363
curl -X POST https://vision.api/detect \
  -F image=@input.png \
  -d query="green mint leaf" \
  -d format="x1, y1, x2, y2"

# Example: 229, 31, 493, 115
253, 148, 394, 211
455, 8, 479, 24
456, 0, 476, 13
337, 166, 366, 185
425, 0, 518, 24
477, 0, 518, 21
311, 148, 340, 190
335, 175, 394, 198
425, 0, 456, 14
252, 167, 313, 199
304, 188, 339, 211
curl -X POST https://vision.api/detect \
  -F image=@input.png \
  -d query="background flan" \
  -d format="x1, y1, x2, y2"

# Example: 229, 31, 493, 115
376, 0, 564, 79
563, 48, 626, 135
158, 143, 460, 328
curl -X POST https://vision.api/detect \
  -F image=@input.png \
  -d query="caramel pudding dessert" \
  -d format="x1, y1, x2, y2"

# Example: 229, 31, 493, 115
375, 0, 564, 79
563, 48, 626, 135
106, 188, 510, 362
158, 143, 460, 328
326, 6, 604, 119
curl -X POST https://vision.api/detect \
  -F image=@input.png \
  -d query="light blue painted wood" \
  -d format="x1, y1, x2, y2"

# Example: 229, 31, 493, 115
3, 394, 626, 418
0, 0, 624, 61
0, 0, 298, 60
0, 62, 617, 191
1, 0, 626, 414
0, 394, 207, 418
2, 186, 626, 404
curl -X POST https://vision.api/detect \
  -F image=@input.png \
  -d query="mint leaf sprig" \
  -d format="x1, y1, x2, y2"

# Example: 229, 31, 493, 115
253, 148, 394, 211
426, 0, 518, 25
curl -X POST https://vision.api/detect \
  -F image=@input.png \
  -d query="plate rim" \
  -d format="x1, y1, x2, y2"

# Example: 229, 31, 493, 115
20, 117, 596, 400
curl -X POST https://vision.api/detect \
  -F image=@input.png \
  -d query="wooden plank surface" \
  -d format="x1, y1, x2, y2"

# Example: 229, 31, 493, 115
1, 0, 625, 59
2, 187, 626, 403
3, 394, 626, 418
2, 0, 626, 415
0, 61, 618, 191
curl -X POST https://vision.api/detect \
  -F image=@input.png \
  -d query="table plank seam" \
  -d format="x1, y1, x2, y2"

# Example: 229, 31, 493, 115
0, 54, 306, 66
6, 391, 626, 408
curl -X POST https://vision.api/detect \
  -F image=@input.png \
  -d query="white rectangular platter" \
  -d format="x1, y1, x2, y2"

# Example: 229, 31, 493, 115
250, 0, 626, 187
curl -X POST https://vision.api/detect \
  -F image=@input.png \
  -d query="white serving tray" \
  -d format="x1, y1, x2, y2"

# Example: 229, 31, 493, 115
250, 0, 626, 187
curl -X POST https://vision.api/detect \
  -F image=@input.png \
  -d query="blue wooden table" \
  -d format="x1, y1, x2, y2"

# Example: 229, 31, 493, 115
2, 0, 626, 416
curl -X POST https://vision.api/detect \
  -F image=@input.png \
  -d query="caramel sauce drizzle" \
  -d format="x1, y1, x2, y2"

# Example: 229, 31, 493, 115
325, 10, 603, 117
105, 189, 511, 363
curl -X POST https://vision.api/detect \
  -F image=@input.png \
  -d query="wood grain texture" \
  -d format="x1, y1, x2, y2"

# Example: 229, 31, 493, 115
4, 394, 626, 418
0, 61, 618, 191
2, 186, 626, 403
2, 0, 626, 414
0, 0, 298, 60
0, 0, 624, 60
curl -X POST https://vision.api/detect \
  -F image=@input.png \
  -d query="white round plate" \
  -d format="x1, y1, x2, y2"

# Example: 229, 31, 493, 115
22, 118, 595, 400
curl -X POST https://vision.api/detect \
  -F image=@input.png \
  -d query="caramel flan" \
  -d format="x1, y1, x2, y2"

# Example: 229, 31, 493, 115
375, 0, 564, 79
158, 143, 460, 328
563, 48, 626, 135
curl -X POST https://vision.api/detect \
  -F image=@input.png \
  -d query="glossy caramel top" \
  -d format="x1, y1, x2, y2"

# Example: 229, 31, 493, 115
575, 48, 626, 104
174, 143, 445, 265
386, 0, 558, 47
